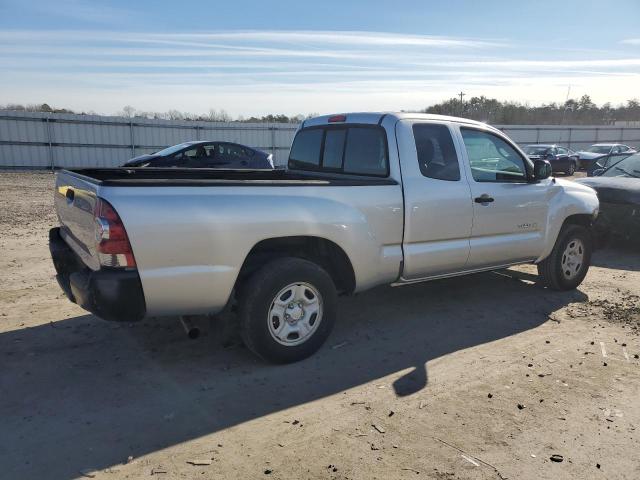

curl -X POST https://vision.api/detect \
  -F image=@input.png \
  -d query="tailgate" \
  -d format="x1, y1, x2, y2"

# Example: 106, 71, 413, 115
54, 171, 101, 271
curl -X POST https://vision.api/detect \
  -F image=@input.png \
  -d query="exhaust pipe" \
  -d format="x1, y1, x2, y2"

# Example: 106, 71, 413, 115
180, 316, 200, 339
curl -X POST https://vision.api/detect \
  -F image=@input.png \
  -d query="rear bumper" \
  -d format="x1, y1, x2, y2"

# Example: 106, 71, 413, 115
49, 227, 146, 321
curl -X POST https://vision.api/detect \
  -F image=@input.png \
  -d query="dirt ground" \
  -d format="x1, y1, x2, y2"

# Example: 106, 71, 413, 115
1, 171, 639, 480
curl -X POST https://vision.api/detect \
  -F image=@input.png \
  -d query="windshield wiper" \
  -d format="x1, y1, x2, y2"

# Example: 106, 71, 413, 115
613, 166, 640, 178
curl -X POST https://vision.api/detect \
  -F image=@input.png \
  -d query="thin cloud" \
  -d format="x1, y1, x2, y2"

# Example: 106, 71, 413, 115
455, 59, 640, 68
621, 38, 640, 45
0, 29, 503, 49
154, 30, 504, 48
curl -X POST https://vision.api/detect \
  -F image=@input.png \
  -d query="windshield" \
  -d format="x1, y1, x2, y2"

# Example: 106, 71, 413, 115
587, 145, 612, 154
602, 154, 640, 178
524, 146, 550, 155
154, 143, 192, 156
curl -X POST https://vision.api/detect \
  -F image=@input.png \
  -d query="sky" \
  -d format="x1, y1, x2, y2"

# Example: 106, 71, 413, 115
1, 0, 640, 117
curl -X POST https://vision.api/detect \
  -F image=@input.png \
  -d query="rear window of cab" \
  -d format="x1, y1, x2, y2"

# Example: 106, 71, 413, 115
288, 125, 389, 177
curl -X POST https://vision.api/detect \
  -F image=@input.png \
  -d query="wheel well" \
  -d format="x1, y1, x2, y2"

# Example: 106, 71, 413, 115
237, 236, 356, 294
563, 213, 593, 229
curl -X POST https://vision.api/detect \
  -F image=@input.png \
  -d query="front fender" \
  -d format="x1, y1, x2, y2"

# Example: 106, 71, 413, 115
535, 178, 599, 262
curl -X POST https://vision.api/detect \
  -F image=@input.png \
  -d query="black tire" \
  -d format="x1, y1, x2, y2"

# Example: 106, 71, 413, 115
537, 224, 592, 290
566, 162, 576, 176
238, 257, 337, 363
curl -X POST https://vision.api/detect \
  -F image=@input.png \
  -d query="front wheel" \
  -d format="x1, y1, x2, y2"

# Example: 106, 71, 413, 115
566, 162, 576, 176
537, 224, 592, 290
238, 257, 337, 363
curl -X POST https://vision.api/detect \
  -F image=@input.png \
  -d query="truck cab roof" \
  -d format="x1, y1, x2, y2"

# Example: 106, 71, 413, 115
302, 112, 499, 132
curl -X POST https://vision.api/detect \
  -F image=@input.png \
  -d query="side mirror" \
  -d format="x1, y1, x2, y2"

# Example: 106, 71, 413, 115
592, 168, 604, 177
533, 159, 552, 180
545, 152, 556, 160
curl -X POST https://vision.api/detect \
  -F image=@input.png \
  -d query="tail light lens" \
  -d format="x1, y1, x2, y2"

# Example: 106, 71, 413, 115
94, 198, 136, 268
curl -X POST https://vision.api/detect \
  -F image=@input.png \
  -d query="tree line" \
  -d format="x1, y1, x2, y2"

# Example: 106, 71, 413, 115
0, 103, 312, 123
2, 95, 640, 125
422, 95, 640, 125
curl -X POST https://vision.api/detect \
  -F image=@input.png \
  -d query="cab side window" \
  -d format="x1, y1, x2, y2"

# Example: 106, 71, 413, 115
461, 128, 529, 183
413, 123, 460, 181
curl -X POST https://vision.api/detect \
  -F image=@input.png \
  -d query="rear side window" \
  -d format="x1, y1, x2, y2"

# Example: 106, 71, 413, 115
288, 125, 388, 176
289, 129, 323, 168
412, 123, 460, 181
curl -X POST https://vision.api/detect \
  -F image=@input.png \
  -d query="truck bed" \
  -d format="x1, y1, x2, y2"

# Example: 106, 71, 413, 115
53, 166, 405, 316
64, 167, 398, 187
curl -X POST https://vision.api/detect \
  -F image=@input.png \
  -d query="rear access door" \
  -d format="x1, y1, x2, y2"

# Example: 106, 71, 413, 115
396, 120, 474, 279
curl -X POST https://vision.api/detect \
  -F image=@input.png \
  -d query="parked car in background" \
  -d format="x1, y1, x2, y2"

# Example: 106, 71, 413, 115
50, 112, 598, 363
586, 149, 635, 176
124, 141, 274, 169
523, 144, 579, 175
576, 153, 640, 242
575, 144, 636, 171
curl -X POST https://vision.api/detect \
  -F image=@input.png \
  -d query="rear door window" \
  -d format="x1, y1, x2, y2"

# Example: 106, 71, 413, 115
412, 123, 460, 181
289, 125, 388, 176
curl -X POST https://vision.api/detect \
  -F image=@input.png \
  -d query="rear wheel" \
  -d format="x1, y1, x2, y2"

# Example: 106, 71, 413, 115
537, 224, 592, 290
238, 257, 337, 363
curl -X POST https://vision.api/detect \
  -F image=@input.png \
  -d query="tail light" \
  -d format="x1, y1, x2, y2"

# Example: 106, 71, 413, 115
94, 198, 136, 268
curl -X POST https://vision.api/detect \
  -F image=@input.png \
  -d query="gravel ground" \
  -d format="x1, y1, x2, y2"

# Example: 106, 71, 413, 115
0, 170, 639, 480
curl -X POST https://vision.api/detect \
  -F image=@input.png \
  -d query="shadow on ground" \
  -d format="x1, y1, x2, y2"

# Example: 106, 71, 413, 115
0, 270, 587, 479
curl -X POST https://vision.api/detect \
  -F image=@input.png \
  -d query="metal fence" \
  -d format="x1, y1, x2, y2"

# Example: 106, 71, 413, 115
1, 110, 639, 169
497, 125, 640, 153
0, 111, 298, 168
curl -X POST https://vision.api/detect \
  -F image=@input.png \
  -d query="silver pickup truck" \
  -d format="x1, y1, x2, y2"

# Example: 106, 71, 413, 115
50, 113, 599, 363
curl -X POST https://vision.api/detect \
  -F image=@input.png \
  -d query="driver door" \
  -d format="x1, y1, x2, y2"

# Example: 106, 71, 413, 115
456, 127, 553, 268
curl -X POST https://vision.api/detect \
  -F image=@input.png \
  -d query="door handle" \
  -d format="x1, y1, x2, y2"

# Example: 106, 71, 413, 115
474, 194, 494, 204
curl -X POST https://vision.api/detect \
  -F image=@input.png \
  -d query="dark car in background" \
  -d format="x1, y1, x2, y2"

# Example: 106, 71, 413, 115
523, 144, 579, 175
575, 143, 636, 172
576, 153, 640, 242
586, 149, 635, 176
124, 141, 274, 169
